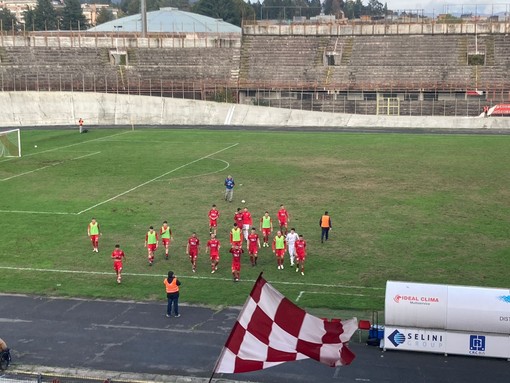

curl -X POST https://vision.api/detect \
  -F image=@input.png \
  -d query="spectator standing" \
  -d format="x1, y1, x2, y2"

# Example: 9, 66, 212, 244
320, 211, 332, 243
224, 175, 235, 202
164, 271, 181, 318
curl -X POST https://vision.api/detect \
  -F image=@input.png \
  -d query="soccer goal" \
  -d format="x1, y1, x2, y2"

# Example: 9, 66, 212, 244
0, 129, 21, 157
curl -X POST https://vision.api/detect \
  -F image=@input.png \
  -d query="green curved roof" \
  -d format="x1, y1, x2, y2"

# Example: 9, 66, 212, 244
88, 7, 241, 33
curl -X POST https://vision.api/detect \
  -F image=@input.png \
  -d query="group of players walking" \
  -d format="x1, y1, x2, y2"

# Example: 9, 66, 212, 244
86, 204, 309, 284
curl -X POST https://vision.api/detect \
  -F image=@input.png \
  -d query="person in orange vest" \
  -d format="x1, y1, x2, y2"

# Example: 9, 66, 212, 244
320, 211, 332, 243
164, 271, 181, 318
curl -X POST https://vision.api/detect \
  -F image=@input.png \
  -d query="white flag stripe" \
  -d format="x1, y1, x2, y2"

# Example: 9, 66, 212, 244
258, 283, 284, 320
298, 313, 327, 343
269, 322, 299, 353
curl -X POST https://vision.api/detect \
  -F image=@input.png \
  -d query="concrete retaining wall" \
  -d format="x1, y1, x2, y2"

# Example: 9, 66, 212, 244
0, 91, 506, 129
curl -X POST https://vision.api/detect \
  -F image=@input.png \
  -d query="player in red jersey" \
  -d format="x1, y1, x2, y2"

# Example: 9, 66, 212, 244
229, 244, 244, 282
144, 226, 159, 266
295, 234, 307, 276
272, 230, 287, 270
208, 204, 220, 235
111, 244, 126, 284
87, 218, 101, 253
277, 204, 290, 235
234, 208, 244, 227
247, 227, 261, 266
206, 233, 221, 273
242, 207, 252, 241
259, 211, 273, 247
186, 232, 200, 273
160, 221, 173, 260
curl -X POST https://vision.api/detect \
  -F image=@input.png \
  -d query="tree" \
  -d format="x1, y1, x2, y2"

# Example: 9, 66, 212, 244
0, 8, 18, 31
95, 7, 115, 25
32, 0, 59, 30
323, 0, 344, 17
366, 0, 384, 16
192, 0, 254, 26
61, 0, 88, 30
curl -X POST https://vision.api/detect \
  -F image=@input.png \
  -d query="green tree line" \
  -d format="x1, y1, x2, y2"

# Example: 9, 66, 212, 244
0, 0, 387, 31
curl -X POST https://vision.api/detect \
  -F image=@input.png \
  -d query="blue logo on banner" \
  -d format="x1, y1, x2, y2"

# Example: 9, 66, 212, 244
497, 295, 510, 303
469, 335, 486, 352
388, 330, 406, 347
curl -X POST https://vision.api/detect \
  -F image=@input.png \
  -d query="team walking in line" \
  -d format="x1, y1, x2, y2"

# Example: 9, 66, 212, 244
86, 176, 331, 289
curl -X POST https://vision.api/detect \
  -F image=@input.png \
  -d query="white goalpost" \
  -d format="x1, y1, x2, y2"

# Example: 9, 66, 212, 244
0, 129, 21, 157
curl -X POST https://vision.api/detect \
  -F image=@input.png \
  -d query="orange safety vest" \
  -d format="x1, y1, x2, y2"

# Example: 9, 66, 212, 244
321, 215, 330, 228
164, 278, 179, 293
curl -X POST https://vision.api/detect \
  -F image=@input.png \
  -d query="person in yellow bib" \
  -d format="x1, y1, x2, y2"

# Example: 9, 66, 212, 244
87, 218, 101, 253
160, 221, 173, 260
230, 223, 243, 248
145, 226, 159, 266
272, 230, 287, 270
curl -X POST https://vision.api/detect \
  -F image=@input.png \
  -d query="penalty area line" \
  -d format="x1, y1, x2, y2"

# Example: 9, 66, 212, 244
75, 143, 239, 215
0, 210, 75, 215
153, 158, 230, 182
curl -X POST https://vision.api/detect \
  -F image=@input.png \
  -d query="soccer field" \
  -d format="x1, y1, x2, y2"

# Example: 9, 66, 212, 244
1, 128, 509, 316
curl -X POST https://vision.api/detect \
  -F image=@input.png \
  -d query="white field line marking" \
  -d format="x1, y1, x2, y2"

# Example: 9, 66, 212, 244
295, 290, 384, 302
0, 265, 384, 290
154, 158, 229, 182
0, 151, 100, 181
0, 209, 75, 215
75, 143, 239, 215
92, 323, 221, 335
98, 139, 239, 145
0, 130, 130, 164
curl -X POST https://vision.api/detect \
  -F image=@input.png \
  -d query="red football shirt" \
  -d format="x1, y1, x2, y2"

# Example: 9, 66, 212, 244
278, 209, 289, 222
188, 236, 200, 249
295, 239, 307, 256
234, 212, 244, 225
230, 247, 244, 263
242, 211, 252, 225
209, 209, 219, 220
248, 233, 259, 248
207, 239, 220, 255
111, 249, 125, 261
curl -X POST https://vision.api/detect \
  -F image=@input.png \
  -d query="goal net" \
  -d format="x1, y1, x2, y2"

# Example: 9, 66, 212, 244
0, 129, 21, 157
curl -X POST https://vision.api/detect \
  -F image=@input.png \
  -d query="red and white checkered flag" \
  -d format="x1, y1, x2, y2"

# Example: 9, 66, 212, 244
215, 274, 357, 374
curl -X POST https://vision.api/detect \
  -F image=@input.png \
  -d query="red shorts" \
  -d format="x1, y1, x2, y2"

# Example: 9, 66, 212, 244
147, 244, 157, 252
279, 221, 287, 227
296, 254, 306, 262
209, 220, 218, 227
210, 253, 219, 261
189, 249, 198, 258
262, 228, 271, 237
90, 235, 98, 242
249, 246, 258, 255
162, 238, 170, 246
231, 240, 242, 247
231, 262, 241, 272
113, 261, 123, 272
275, 249, 285, 258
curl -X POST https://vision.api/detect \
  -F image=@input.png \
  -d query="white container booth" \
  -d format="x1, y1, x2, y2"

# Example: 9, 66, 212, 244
384, 281, 510, 359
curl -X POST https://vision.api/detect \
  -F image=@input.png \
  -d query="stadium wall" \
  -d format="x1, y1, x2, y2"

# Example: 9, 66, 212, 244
0, 91, 506, 129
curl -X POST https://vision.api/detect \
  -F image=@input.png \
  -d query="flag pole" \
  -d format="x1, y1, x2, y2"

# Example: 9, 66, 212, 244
208, 272, 264, 383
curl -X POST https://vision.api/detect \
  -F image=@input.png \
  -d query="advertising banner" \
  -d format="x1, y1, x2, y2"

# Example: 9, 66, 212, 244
384, 326, 446, 353
490, 104, 510, 116
446, 286, 510, 334
446, 332, 510, 359
385, 281, 448, 328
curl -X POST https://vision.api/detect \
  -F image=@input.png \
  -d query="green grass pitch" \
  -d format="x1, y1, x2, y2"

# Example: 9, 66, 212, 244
0, 128, 509, 318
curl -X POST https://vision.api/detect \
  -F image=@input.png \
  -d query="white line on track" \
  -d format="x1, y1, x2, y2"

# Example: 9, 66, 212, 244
0, 151, 100, 181
0, 265, 384, 290
0, 130, 130, 163
75, 143, 239, 215
154, 158, 230, 182
92, 323, 221, 335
